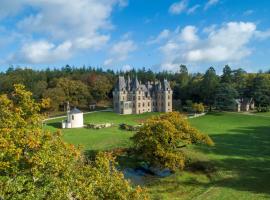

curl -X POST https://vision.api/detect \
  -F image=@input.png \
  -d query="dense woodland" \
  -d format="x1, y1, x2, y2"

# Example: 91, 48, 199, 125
1, 65, 270, 113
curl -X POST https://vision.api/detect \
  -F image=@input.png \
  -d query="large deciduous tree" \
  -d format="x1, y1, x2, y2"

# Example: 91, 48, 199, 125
131, 112, 214, 172
215, 83, 239, 111
201, 67, 219, 111
0, 85, 148, 200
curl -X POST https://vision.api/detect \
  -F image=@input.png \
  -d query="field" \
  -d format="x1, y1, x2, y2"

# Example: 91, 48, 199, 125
45, 111, 270, 200
45, 111, 159, 150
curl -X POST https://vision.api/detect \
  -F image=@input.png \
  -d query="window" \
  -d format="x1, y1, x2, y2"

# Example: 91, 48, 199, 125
138, 103, 141, 108
143, 103, 145, 107
72, 115, 74, 120
138, 96, 141, 100
124, 103, 129, 109
148, 102, 150, 106
168, 102, 170, 106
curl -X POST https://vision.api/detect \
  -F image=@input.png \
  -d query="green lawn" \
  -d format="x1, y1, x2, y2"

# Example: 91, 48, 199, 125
147, 112, 270, 200
252, 112, 270, 117
45, 111, 270, 200
45, 111, 159, 150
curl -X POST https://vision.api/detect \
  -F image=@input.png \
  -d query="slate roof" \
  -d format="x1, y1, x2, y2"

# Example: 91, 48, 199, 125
115, 76, 171, 93
235, 98, 254, 105
70, 108, 83, 114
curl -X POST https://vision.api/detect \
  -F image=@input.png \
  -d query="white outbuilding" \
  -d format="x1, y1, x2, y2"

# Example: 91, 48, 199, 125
62, 103, 84, 128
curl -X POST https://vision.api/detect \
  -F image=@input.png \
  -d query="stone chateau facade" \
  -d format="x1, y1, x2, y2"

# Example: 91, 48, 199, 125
113, 76, 173, 114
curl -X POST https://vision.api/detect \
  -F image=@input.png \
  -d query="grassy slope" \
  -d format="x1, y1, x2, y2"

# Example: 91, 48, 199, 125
147, 112, 270, 200
45, 111, 270, 200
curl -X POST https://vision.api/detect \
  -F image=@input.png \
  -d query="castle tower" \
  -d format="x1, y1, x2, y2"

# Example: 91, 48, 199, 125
113, 76, 172, 114
163, 79, 172, 112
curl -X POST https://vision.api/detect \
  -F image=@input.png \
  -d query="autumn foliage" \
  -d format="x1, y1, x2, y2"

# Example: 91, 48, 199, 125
0, 84, 148, 200
132, 112, 214, 171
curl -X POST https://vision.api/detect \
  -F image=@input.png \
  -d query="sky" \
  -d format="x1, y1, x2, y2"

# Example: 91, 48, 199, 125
0, 0, 270, 73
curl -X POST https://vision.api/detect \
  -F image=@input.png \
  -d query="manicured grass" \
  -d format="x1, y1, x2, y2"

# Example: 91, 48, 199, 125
147, 112, 270, 200
45, 111, 159, 150
253, 112, 270, 117
45, 111, 270, 200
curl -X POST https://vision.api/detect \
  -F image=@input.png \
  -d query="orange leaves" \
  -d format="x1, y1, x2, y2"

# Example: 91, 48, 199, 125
1, 84, 149, 200
132, 112, 214, 171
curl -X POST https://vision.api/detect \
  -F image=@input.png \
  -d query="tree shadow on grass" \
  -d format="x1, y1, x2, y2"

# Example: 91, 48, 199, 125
186, 125, 270, 196
45, 122, 62, 129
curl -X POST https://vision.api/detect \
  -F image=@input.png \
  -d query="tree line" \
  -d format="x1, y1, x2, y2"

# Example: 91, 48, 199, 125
1, 65, 270, 113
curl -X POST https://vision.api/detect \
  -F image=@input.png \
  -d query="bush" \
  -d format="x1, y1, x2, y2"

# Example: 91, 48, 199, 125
192, 103, 205, 113
131, 112, 214, 172
256, 106, 270, 112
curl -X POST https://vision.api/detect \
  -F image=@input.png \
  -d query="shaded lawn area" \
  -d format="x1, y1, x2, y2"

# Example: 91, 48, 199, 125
147, 112, 270, 200
45, 111, 270, 200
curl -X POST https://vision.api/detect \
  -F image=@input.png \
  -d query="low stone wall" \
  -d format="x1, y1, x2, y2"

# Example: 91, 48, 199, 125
188, 112, 206, 119
86, 123, 114, 129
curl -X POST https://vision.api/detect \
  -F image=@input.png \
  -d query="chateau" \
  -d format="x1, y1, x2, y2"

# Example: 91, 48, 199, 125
113, 76, 173, 114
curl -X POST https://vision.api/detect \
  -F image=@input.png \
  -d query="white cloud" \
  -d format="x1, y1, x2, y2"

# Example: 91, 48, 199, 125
160, 22, 258, 71
187, 4, 200, 14
255, 30, 270, 40
169, 0, 188, 15
147, 29, 170, 44
204, 0, 219, 10
0, 0, 126, 64
122, 64, 132, 71
14, 40, 73, 64
104, 40, 137, 66
179, 26, 199, 43
73, 35, 110, 50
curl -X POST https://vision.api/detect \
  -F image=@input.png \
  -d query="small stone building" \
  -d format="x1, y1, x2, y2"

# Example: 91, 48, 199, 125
113, 76, 173, 114
62, 102, 84, 128
234, 98, 255, 112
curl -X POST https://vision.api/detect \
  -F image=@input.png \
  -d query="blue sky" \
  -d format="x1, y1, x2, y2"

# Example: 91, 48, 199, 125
0, 0, 270, 73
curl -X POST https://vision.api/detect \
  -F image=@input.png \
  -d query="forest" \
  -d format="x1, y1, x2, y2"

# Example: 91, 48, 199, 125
0, 65, 270, 113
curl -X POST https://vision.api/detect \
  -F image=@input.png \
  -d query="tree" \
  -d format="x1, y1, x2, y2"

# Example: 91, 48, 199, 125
43, 87, 66, 111
231, 68, 247, 97
83, 74, 113, 103
215, 83, 239, 111
201, 67, 219, 111
56, 78, 91, 107
192, 103, 205, 113
251, 75, 270, 110
174, 65, 190, 102
32, 80, 48, 99
221, 65, 232, 84
0, 85, 148, 200
131, 112, 214, 172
